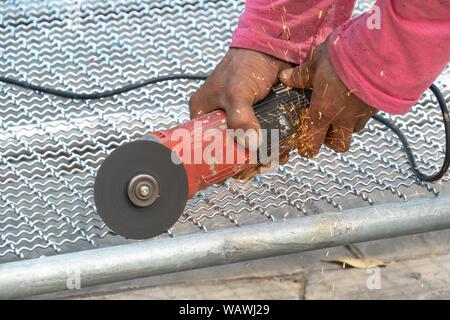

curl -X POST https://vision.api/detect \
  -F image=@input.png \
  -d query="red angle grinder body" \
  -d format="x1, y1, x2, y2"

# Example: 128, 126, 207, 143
94, 86, 312, 239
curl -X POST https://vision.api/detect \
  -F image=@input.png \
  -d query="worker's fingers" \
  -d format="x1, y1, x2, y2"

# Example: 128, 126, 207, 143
222, 91, 262, 151
295, 107, 329, 158
353, 117, 370, 133
294, 86, 330, 158
324, 124, 352, 153
353, 110, 376, 133
224, 99, 259, 131
278, 59, 315, 89
296, 124, 329, 158
188, 87, 218, 119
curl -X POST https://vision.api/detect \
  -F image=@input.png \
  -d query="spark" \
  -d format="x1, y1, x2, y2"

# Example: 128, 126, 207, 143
270, 0, 275, 10
309, 47, 315, 61
236, 109, 241, 114
380, 70, 384, 76
322, 83, 329, 97
340, 125, 354, 133
408, 191, 426, 198
318, 10, 323, 19
267, 42, 275, 51
209, 159, 217, 175
326, 137, 349, 144
346, 89, 356, 96
281, 15, 291, 39
354, 112, 370, 118
333, 36, 340, 46
252, 72, 265, 81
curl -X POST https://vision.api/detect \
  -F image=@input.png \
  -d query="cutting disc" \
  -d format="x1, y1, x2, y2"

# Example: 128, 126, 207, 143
94, 139, 188, 239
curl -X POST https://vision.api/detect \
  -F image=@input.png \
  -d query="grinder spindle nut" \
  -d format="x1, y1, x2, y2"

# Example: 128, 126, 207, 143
127, 174, 160, 207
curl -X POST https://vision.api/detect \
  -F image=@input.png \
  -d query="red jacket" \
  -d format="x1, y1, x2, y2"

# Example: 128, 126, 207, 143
230, 0, 450, 114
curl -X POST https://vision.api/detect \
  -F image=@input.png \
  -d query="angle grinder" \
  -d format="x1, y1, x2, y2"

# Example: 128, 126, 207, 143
94, 86, 312, 239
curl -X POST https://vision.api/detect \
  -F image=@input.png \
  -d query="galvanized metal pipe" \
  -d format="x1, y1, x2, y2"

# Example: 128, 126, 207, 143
1, 195, 450, 299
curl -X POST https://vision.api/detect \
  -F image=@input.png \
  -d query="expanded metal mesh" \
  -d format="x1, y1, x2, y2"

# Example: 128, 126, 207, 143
0, 0, 448, 262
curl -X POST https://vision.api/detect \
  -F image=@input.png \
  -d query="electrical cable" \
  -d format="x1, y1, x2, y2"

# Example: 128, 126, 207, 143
0, 74, 448, 182
372, 84, 450, 182
0, 74, 209, 99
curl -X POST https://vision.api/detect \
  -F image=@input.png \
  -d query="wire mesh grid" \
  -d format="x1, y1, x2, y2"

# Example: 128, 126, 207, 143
0, 0, 448, 263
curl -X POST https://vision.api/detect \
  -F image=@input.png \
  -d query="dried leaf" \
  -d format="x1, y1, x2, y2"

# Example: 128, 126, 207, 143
323, 256, 386, 269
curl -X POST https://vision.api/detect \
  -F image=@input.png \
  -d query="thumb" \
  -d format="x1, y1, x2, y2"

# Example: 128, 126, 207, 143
278, 59, 315, 89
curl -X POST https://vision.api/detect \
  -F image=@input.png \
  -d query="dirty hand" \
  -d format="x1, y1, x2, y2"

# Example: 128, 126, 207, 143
189, 48, 291, 136
189, 48, 292, 179
279, 41, 378, 157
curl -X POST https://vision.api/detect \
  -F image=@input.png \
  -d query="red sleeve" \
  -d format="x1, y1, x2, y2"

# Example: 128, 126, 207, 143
328, 0, 450, 114
230, 0, 356, 64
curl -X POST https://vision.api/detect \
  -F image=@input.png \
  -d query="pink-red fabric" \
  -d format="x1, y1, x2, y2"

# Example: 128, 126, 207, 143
230, 0, 450, 114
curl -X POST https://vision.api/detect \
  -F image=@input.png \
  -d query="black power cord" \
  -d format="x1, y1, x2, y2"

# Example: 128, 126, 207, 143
0, 74, 209, 99
0, 74, 449, 182
372, 84, 450, 182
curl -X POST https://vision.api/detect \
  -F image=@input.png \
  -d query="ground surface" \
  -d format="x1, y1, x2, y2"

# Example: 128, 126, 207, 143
32, 229, 450, 300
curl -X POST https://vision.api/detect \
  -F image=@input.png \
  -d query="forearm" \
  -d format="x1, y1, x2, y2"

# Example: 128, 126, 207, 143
328, 0, 450, 114
230, 0, 356, 64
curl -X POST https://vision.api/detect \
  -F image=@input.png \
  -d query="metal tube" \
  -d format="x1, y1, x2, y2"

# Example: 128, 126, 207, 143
1, 195, 450, 299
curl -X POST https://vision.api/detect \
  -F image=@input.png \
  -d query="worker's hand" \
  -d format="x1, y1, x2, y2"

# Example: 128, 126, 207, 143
279, 41, 378, 157
189, 49, 292, 179
189, 48, 292, 146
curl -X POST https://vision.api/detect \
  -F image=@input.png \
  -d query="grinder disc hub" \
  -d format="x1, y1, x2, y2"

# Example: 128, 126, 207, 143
128, 174, 160, 207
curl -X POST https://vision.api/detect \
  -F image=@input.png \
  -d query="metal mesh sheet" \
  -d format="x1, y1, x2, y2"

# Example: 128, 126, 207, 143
0, 0, 448, 262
